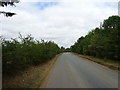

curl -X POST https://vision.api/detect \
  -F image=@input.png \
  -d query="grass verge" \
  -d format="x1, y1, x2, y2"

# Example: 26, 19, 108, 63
3, 54, 61, 88
73, 53, 119, 71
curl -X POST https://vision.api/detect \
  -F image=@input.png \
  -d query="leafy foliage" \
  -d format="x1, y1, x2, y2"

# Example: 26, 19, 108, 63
0, 0, 19, 7
2, 34, 61, 75
71, 16, 120, 60
0, 0, 19, 17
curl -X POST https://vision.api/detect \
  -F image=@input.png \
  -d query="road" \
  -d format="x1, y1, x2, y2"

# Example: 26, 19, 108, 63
45, 53, 118, 88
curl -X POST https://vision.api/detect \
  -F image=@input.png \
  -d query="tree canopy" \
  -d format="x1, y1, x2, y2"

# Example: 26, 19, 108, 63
0, 0, 19, 17
71, 16, 120, 60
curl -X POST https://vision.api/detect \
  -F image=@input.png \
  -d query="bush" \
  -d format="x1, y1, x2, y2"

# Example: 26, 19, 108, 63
2, 34, 61, 75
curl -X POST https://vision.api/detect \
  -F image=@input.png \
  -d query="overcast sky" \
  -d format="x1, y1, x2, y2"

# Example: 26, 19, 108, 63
0, 0, 119, 48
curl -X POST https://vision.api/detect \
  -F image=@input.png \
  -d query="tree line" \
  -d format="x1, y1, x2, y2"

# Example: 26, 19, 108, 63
2, 15, 120, 75
71, 16, 120, 61
2, 34, 62, 75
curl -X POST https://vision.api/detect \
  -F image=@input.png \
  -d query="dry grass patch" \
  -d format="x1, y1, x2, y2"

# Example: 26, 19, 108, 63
73, 53, 119, 71
3, 54, 61, 88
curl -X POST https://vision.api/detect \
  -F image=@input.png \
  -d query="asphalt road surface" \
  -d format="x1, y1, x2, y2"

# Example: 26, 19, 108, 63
45, 53, 118, 88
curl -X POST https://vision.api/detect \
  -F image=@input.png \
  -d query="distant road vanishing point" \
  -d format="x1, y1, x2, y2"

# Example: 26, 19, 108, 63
45, 53, 118, 88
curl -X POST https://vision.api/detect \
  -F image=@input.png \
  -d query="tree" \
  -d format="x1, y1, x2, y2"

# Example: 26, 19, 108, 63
71, 15, 120, 60
102, 16, 120, 29
0, 0, 19, 17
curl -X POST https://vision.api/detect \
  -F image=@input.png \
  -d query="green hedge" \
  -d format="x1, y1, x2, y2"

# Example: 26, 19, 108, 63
2, 34, 61, 75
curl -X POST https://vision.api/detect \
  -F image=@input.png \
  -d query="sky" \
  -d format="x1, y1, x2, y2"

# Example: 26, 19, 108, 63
0, 0, 119, 48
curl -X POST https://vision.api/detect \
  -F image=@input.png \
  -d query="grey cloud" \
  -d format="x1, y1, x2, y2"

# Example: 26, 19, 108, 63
1, 0, 118, 48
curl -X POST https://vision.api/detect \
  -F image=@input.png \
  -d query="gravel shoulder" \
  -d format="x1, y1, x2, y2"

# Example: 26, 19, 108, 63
3, 54, 61, 88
